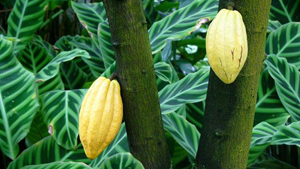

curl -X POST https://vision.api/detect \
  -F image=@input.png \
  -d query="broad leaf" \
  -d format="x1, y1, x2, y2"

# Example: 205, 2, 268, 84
90, 123, 129, 168
70, 36, 105, 77
54, 36, 95, 80
7, 136, 91, 169
254, 69, 289, 127
272, 122, 300, 146
25, 111, 48, 146
21, 162, 92, 169
267, 20, 282, 32
248, 122, 277, 166
159, 68, 209, 114
36, 49, 90, 82
0, 37, 38, 159
72, 2, 107, 40
154, 62, 172, 84
17, 42, 64, 94
40, 89, 87, 150
186, 102, 205, 131
265, 55, 300, 122
265, 23, 300, 68
162, 112, 200, 158
270, 0, 300, 24
149, 0, 218, 54
98, 22, 115, 68
7, 0, 48, 54
99, 153, 144, 169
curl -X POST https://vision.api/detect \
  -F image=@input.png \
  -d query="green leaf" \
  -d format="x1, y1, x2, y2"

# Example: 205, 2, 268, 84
7, 0, 48, 54
7, 136, 91, 169
25, 111, 48, 146
254, 69, 289, 127
70, 36, 105, 77
154, 62, 172, 84
149, 0, 218, 54
162, 112, 200, 159
270, 0, 300, 24
21, 162, 92, 169
272, 122, 300, 146
186, 102, 205, 131
17, 42, 64, 94
265, 23, 300, 68
101, 62, 116, 78
72, 1, 107, 40
54, 36, 96, 80
98, 22, 115, 68
248, 122, 277, 166
99, 153, 144, 169
159, 68, 209, 114
265, 55, 300, 122
40, 89, 87, 150
35, 49, 90, 83
90, 123, 129, 168
248, 153, 296, 169
267, 20, 282, 32
0, 37, 38, 159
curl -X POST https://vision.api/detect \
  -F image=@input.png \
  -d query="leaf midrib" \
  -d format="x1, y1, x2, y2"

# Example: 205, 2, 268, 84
0, 91, 15, 159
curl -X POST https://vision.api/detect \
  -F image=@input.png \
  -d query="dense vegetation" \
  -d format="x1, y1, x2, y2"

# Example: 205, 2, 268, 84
0, 0, 299, 168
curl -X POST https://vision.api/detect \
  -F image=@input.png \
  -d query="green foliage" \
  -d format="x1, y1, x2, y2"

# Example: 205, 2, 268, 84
0, 0, 300, 168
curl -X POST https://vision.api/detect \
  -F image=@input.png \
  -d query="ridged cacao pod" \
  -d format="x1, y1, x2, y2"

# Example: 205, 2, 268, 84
206, 9, 248, 84
79, 77, 123, 159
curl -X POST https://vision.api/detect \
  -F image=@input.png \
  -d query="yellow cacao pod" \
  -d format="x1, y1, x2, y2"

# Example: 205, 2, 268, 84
79, 77, 123, 159
206, 9, 248, 84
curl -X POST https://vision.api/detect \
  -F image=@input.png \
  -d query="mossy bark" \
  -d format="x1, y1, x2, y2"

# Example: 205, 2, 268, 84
196, 0, 271, 168
102, 0, 170, 168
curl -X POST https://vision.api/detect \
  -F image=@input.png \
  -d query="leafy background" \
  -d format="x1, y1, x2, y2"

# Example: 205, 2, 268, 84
0, 0, 299, 168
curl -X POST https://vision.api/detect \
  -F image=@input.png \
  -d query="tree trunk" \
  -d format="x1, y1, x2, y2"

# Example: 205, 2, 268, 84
196, 0, 271, 168
102, 0, 170, 168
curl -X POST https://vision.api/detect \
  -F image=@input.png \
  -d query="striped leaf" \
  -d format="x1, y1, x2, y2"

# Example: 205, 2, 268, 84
40, 89, 87, 150
7, 0, 48, 54
265, 55, 300, 122
248, 122, 277, 166
17, 42, 64, 95
0, 37, 38, 159
36, 49, 90, 83
149, 0, 218, 54
186, 102, 205, 131
267, 20, 282, 32
72, 1, 107, 40
162, 112, 200, 159
248, 153, 296, 169
54, 36, 95, 80
272, 122, 300, 146
98, 22, 115, 68
60, 61, 88, 90
270, 0, 300, 24
21, 162, 92, 169
254, 69, 289, 127
7, 136, 91, 169
25, 111, 48, 146
265, 23, 300, 68
33, 35, 57, 58
154, 62, 172, 84
159, 68, 209, 114
101, 62, 116, 78
90, 123, 129, 168
70, 36, 105, 77
99, 153, 144, 169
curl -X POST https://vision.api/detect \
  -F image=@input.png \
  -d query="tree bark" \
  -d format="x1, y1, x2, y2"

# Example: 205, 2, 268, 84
102, 0, 170, 168
196, 0, 271, 168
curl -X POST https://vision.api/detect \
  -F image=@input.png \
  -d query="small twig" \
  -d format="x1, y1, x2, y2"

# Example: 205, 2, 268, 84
51, 45, 61, 53
0, 8, 12, 13
0, 25, 6, 35
109, 72, 117, 80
